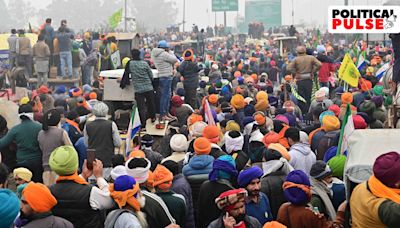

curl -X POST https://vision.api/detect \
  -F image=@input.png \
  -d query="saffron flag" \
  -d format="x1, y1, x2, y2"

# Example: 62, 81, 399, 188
109, 8, 123, 29
125, 104, 141, 155
338, 53, 360, 87
337, 104, 355, 155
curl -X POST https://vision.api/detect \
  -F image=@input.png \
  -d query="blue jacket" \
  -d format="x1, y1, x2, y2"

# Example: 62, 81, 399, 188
245, 192, 273, 225
182, 155, 214, 177
74, 137, 87, 172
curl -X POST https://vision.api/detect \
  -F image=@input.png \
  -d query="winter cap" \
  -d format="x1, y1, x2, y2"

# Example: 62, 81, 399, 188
170, 134, 188, 152
111, 165, 128, 180
190, 121, 208, 138
215, 188, 247, 212
310, 161, 332, 180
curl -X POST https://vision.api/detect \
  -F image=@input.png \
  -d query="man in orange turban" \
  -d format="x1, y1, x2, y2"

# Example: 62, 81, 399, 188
19, 182, 73, 227
153, 165, 186, 227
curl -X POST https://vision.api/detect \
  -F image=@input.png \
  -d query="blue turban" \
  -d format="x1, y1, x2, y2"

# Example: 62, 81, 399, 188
55, 85, 66, 94
242, 116, 254, 127
176, 88, 185, 97
284, 170, 311, 206
324, 146, 347, 163
209, 155, 238, 182
238, 76, 244, 85
323, 146, 338, 163
237, 166, 263, 187
0, 189, 20, 228
115, 175, 137, 193
199, 80, 207, 89
244, 104, 256, 117
283, 113, 297, 127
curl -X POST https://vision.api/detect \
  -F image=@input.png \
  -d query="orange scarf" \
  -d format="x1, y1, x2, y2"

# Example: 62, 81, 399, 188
278, 125, 290, 149
368, 175, 400, 204
109, 183, 141, 211
283, 181, 312, 199
308, 127, 322, 146
56, 172, 88, 185
65, 119, 81, 133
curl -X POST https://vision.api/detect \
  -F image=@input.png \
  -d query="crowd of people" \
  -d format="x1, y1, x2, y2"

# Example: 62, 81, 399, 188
1, 16, 400, 228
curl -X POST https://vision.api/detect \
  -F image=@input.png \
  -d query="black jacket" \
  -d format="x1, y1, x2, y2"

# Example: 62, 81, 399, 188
178, 60, 200, 89
197, 180, 234, 228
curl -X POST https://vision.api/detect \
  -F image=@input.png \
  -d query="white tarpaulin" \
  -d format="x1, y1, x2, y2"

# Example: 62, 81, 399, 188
344, 129, 400, 198
100, 69, 158, 79
346, 129, 400, 168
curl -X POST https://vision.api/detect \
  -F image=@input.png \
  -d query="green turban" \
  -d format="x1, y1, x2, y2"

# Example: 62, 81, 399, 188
49, 146, 79, 176
373, 85, 383, 96
328, 155, 346, 178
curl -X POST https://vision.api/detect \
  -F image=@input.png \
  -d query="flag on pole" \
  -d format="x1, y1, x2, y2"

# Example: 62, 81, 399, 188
203, 99, 216, 126
109, 8, 123, 29
356, 51, 366, 71
338, 53, 360, 87
337, 104, 355, 155
125, 104, 141, 155
376, 63, 390, 80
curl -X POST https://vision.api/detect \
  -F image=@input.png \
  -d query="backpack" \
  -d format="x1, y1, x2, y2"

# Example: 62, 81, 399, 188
104, 209, 138, 228
316, 130, 340, 160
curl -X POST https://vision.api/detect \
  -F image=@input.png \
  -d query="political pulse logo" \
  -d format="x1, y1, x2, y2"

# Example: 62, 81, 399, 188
328, 6, 400, 33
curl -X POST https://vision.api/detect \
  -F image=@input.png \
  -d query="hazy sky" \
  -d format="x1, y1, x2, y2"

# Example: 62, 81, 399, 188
8, 0, 387, 30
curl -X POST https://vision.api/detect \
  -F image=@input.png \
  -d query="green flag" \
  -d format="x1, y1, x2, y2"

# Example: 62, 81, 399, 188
336, 103, 353, 155
109, 8, 123, 29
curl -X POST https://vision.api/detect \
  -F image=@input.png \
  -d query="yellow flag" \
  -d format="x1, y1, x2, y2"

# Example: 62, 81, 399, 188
109, 9, 123, 29
338, 53, 360, 87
